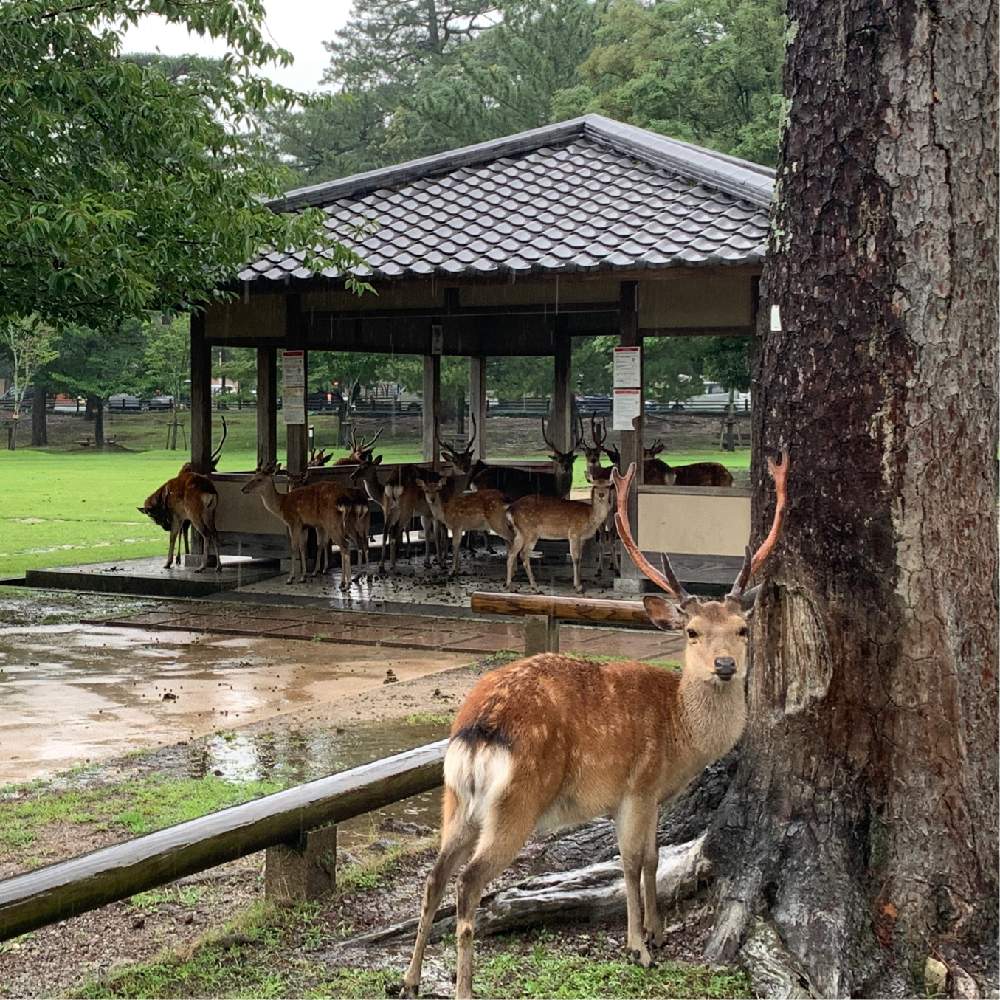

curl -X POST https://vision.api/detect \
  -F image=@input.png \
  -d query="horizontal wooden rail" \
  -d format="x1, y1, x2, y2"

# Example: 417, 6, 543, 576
470, 592, 650, 626
0, 740, 447, 942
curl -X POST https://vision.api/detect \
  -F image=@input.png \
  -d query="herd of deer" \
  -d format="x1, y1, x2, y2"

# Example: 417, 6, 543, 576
138, 415, 736, 592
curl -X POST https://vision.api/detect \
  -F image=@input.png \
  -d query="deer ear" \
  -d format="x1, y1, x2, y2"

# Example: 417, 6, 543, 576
642, 595, 688, 631
373, 455, 383, 466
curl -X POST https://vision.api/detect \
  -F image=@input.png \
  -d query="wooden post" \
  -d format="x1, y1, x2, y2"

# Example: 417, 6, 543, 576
285, 296, 308, 478
616, 281, 644, 592
551, 321, 572, 452
523, 614, 562, 655
265, 824, 337, 903
189, 311, 212, 474
256, 347, 277, 471
422, 353, 441, 469
469, 356, 487, 459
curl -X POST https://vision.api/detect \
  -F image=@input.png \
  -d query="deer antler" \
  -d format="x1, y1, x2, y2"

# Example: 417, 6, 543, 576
359, 426, 384, 453
209, 415, 228, 468
540, 417, 556, 453
611, 463, 690, 600
727, 449, 789, 600
591, 415, 607, 449
467, 412, 478, 452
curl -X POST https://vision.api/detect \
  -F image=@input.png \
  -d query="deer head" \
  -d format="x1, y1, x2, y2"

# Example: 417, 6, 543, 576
644, 439, 665, 458
241, 462, 280, 495
613, 450, 789, 687
541, 416, 580, 480
341, 425, 384, 464
436, 414, 478, 473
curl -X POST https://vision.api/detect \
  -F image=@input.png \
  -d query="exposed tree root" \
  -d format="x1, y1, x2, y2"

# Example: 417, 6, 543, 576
738, 918, 818, 999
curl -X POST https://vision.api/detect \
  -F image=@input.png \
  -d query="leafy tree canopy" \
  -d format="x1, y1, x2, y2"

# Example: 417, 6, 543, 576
553, 0, 785, 165
0, 0, 362, 329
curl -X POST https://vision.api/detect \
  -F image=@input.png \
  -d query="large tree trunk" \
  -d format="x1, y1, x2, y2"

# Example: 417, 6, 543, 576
30, 383, 47, 447
704, 1, 998, 996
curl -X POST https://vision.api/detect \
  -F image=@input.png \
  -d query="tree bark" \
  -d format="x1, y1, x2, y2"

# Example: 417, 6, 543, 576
704, 2, 998, 996
30, 383, 47, 447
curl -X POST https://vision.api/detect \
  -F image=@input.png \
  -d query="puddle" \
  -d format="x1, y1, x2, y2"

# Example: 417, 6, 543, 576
187, 720, 450, 848
0, 623, 469, 783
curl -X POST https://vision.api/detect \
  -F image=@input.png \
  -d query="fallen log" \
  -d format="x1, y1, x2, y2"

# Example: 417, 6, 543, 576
337, 835, 708, 951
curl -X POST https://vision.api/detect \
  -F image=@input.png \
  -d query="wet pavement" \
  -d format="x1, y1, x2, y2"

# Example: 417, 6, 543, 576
0, 622, 471, 783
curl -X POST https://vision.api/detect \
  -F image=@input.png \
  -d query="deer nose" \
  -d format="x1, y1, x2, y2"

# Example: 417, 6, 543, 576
714, 657, 736, 679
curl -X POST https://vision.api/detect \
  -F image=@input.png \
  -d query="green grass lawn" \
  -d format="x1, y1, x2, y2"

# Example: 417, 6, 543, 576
0, 436, 750, 578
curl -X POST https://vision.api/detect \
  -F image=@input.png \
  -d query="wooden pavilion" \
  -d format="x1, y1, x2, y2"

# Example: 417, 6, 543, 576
189, 114, 773, 587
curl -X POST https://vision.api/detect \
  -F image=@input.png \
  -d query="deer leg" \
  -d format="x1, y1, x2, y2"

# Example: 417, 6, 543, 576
521, 535, 541, 593
339, 534, 352, 592
165, 526, 177, 570
616, 798, 657, 968
450, 528, 463, 576
642, 813, 664, 948
505, 533, 523, 589
401, 790, 478, 999
454, 809, 536, 1000
312, 527, 326, 578
569, 536, 584, 593
421, 515, 434, 568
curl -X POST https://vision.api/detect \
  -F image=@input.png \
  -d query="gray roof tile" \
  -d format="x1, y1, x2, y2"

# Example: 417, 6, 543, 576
247, 115, 771, 283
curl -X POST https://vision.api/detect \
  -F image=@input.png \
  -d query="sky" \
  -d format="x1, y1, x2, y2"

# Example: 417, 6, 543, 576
120, 1, 355, 93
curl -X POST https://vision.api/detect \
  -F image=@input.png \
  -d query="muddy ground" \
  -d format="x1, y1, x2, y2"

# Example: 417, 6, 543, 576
0, 589, 746, 999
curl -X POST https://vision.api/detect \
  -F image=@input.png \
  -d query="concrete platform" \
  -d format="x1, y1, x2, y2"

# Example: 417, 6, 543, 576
25, 556, 280, 598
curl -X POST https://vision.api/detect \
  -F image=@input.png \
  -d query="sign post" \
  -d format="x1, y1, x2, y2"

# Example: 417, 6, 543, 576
612, 346, 642, 431
282, 350, 306, 426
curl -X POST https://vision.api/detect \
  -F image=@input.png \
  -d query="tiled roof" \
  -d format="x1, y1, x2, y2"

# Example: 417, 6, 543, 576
240, 115, 773, 284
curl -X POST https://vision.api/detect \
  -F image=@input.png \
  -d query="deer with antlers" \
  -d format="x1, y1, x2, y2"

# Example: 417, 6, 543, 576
335, 426, 383, 466
505, 479, 614, 594
141, 419, 227, 570
582, 416, 620, 575
401, 450, 788, 1000
241, 464, 354, 589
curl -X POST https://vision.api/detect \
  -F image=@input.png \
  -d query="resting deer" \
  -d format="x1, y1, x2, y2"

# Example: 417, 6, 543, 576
138, 467, 221, 572
335, 426, 383, 466
417, 474, 512, 576
505, 481, 613, 593
402, 449, 789, 1000
241, 465, 352, 588
643, 441, 733, 487
582, 416, 620, 575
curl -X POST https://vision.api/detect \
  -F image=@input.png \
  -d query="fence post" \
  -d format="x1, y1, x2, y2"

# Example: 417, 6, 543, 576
265, 824, 337, 903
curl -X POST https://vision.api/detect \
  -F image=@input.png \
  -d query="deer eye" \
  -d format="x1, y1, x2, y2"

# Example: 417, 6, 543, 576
738, 626, 749, 638
686, 629, 699, 640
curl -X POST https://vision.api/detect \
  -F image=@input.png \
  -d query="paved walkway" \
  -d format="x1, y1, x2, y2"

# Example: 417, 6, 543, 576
87, 602, 683, 661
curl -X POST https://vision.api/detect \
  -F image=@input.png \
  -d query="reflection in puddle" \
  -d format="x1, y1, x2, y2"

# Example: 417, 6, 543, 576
188, 720, 450, 846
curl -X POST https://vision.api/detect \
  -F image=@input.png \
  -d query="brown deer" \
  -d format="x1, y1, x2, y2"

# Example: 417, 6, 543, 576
540, 416, 581, 496
334, 426, 383, 466
401, 450, 789, 1000
505, 481, 614, 594
351, 457, 439, 572
241, 465, 353, 589
417, 473, 512, 576
313, 483, 371, 579
138, 468, 221, 572
642, 439, 672, 485
582, 416, 620, 575
642, 441, 733, 487
436, 414, 478, 474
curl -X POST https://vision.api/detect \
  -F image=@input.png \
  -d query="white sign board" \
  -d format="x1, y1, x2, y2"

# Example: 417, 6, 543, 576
613, 388, 641, 431
613, 346, 641, 388
282, 350, 306, 425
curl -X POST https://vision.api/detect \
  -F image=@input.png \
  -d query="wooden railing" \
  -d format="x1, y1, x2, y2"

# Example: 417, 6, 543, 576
470, 591, 652, 654
0, 740, 447, 942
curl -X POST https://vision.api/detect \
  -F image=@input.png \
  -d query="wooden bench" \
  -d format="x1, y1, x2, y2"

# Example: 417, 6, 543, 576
470, 591, 650, 655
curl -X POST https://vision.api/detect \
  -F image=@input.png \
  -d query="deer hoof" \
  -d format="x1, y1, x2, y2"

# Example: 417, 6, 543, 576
629, 946, 656, 969
399, 983, 418, 999
645, 925, 666, 949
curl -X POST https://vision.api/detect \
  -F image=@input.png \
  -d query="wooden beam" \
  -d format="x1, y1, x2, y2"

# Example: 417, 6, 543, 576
550, 321, 572, 455
0, 742, 446, 942
470, 591, 651, 626
617, 281, 644, 591
639, 326, 755, 338
469, 356, 487, 460
256, 347, 277, 471
189, 311, 212, 473
422, 354, 441, 468
285, 296, 308, 478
